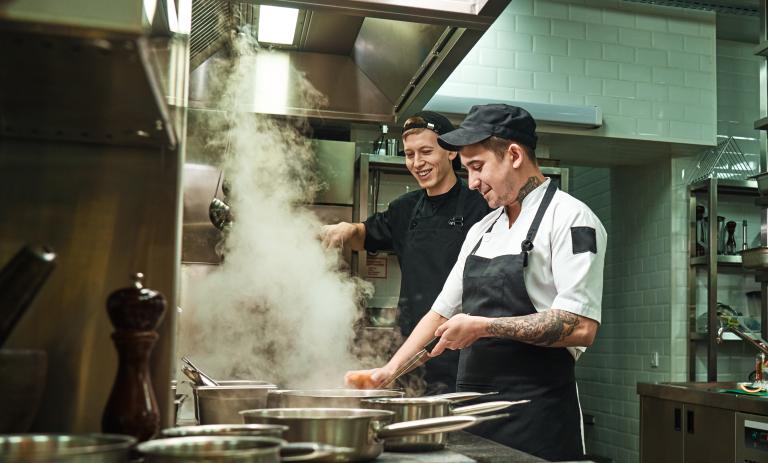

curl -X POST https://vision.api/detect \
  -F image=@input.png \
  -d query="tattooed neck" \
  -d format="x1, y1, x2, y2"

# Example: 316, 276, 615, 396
487, 310, 580, 346
515, 176, 542, 204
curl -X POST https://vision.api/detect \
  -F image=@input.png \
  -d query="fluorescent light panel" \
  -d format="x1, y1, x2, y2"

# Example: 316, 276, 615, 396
258, 5, 299, 45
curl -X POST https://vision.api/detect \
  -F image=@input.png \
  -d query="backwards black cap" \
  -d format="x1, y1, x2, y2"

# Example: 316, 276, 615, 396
402, 111, 461, 170
437, 104, 538, 151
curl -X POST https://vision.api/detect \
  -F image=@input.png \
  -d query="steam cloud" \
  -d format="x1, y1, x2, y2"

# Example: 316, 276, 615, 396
178, 30, 387, 388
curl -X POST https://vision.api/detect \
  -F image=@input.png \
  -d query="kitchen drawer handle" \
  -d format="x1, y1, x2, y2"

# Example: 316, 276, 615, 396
674, 407, 681, 431
686, 410, 694, 434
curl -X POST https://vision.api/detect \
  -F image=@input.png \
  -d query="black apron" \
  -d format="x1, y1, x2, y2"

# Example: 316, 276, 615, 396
456, 181, 584, 461
397, 180, 466, 394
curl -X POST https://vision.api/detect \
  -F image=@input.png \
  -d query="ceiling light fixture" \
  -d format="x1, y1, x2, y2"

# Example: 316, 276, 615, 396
258, 5, 299, 45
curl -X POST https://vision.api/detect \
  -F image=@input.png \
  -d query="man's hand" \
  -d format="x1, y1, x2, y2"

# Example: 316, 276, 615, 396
344, 366, 396, 389
320, 222, 365, 250
430, 314, 489, 356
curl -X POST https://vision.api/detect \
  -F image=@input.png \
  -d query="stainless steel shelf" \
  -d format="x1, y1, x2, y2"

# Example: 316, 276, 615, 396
755, 117, 768, 131
690, 255, 744, 266
690, 332, 757, 341
689, 179, 759, 195
0, 22, 176, 148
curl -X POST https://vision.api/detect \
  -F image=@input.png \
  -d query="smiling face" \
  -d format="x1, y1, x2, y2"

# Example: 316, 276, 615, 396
460, 141, 525, 209
402, 129, 457, 196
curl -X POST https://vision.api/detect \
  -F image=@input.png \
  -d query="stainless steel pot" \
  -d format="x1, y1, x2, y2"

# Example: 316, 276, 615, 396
0, 433, 136, 462
240, 408, 507, 462
266, 389, 403, 408
137, 435, 335, 463
361, 397, 522, 451
194, 380, 277, 424
162, 424, 289, 438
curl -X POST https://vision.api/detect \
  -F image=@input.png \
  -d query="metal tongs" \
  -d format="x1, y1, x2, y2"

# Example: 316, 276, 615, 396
383, 337, 441, 389
181, 356, 218, 386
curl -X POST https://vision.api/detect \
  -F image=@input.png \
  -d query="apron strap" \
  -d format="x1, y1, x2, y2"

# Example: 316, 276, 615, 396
521, 180, 558, 267
469, 209, 505, 255
467, 179, 558, 264
408, 192, 427, 230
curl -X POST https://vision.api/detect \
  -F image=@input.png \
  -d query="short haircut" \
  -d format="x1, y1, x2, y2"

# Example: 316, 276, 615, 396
402, 116, 427, 139
480, 136, 536, 163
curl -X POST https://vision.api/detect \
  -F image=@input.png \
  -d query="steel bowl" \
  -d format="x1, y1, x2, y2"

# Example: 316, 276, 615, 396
0, 433, 135, 462
193, 380, 277, 424
162, 424, 289, 438
138, 435, 337, 463
265, 389, 403, 409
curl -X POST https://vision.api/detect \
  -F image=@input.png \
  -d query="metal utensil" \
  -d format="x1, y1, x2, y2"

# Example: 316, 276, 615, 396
426, 391, 499, 403
182, 356, 218, 386
182, 365, 212, 386
382, 337, 440, 388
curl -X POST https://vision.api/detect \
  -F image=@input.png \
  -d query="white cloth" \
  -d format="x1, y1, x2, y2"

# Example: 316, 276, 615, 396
431, 178, 607, 359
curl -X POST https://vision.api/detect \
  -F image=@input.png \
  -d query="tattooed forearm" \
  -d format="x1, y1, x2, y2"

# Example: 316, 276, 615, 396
487, 310, 581, 346
515, 176, 542, 204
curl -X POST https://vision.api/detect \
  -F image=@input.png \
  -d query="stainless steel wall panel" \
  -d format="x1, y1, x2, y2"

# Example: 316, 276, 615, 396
0, 140, 181, 433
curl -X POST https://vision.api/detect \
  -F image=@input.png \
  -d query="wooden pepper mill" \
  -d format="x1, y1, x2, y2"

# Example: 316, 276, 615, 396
102, 272, 166, 442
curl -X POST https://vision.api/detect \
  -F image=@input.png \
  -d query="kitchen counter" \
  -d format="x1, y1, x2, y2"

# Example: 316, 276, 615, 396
637, 381, 768, 415
377, 431, 594, 462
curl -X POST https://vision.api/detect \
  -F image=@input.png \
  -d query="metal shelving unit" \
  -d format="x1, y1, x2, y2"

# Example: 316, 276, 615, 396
687, 177, 760, 381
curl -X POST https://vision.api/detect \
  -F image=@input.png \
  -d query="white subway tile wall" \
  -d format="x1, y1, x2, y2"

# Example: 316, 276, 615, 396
434, 0, 717, 145
716, 40, 761, 169
568, 40, 760, 463
571, 163, 673, 463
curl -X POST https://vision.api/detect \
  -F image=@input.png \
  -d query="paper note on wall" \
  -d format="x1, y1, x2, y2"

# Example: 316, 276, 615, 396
366, 256, 388, 278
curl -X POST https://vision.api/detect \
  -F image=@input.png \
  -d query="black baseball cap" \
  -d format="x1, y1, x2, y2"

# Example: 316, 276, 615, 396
437, 104, 538, 151
401, 111, 461, 170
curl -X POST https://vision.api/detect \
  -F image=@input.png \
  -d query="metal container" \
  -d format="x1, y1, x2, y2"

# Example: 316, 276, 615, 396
137, 435, 332, 462
162, 424, 289, 438
0, 433, 136, 462
265, 389, 403, 409
741, 247, 768, 270
194, 381, 277, 424
240, 407, 505, 462
361, 397, 519, 451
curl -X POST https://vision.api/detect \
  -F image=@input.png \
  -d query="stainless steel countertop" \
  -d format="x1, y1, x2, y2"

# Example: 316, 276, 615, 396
637, 381, 768, 415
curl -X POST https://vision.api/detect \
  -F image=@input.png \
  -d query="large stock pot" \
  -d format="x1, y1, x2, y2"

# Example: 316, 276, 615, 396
265, 389, 402, 408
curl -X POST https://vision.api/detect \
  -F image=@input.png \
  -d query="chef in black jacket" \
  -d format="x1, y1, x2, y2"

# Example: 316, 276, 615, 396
322, 111, 491, 394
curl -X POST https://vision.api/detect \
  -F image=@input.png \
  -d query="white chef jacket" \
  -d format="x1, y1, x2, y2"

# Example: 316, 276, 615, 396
431, 178, 607, 359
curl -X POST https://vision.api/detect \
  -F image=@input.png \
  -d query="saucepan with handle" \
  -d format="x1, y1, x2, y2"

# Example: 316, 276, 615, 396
360, 397, 528, 451
240, 407, 508, 462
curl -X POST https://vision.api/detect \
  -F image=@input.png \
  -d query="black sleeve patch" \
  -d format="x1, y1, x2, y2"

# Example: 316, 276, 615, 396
571, 226, 597, 254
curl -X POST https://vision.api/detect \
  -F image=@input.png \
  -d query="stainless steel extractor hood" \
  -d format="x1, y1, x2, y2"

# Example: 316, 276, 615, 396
188, 0, 511, 123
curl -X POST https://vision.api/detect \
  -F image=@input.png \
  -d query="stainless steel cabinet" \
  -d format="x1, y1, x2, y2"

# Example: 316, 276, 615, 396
640, 396, 734, 463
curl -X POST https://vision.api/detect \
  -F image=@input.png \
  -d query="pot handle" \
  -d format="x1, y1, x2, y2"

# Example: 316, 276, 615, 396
376, 413, 510, 440
280, 442, 353, 462
428, 391, 499, 403
452, 399, 529, 416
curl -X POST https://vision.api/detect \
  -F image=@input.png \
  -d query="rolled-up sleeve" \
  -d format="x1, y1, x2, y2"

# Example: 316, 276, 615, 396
550, 207, 606, 323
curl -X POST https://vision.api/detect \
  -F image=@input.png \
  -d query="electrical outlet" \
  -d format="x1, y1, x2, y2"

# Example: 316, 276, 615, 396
650, 351, 659, 368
